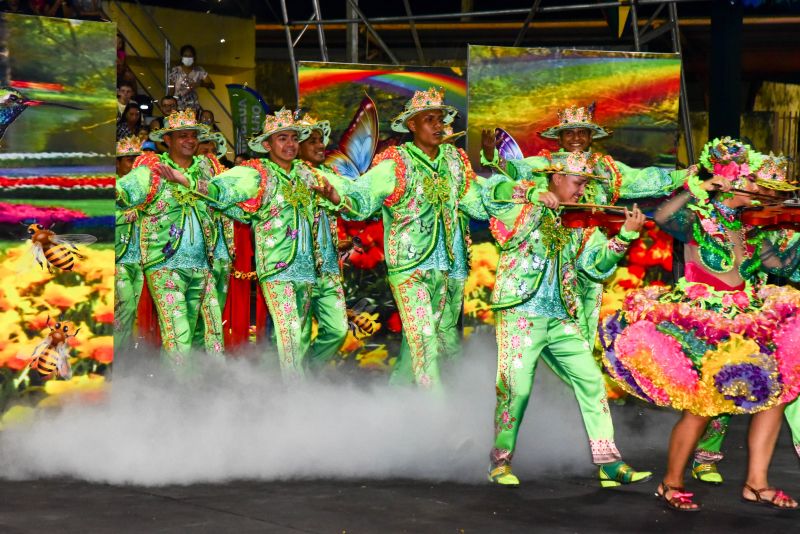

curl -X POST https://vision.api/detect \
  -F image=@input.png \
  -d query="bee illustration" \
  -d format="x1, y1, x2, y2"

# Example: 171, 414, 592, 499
346, 298, 381, 339
27, 316, 78, 380
25, 223, 97, 273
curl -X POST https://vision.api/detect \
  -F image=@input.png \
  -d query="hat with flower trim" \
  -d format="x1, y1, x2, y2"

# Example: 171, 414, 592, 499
390, 87, 458, 133
698, 137, 765, 188
752, 153, 798, 191
542, 151, 608, 181
116, 135, 143, 157
199, 131, 228, 159
539, 103, 610, 140
149, 109, 210, 142
248, 108, 306, 153
297, 113, 331, 145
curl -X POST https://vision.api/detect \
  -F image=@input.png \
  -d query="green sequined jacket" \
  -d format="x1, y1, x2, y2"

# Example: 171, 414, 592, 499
116, 153, 218, 271
326, 142, 487, 274
208, 158, 336, 281
482, 174, 638, 315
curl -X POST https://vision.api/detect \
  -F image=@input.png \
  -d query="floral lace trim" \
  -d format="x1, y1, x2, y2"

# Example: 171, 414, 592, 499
601, 154, 623, 205
489, 204, 534, 246
694, 449, 724, 463
607, 236, 629, 254
237, 158, 270, 213
490, 447, 514, 467
132, 152, 162, 206
456, 147, 476, 199
205, 153, 225, 176
373, 147, 408, 207
590, 439, 622, 464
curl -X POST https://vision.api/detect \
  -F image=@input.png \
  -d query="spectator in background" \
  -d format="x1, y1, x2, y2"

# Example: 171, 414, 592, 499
148, 117, 163, 132
234, 153, 248, 166
117, 82, 135, 117
199, 109, 220, 132
168, 44, 214, 113
30, 0, 68, 17
117, 102, 142, 140
70, 0, 103, 20
1, 0, 35, 14
158, 96, 178, 118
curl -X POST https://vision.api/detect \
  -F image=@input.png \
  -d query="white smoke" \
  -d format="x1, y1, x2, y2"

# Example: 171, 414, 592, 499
0, 335, 676, 486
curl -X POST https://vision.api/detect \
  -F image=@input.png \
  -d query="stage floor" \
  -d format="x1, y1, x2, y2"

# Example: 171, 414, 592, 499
0, 414, 797, 533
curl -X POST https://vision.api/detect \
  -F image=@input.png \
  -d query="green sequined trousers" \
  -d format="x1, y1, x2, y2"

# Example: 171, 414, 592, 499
260, 279, 313, 381
114, 262, 143, 354
192, 258, 230, 352
309, 273, 348, 370
695, 398, 800, 463
387, 269, 448, 388
146, 267, 224, 370
491, 309, 621, 468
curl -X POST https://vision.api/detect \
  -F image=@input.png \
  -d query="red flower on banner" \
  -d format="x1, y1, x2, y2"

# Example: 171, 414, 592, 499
339, 218, 385, 270
387, 311, 402, 333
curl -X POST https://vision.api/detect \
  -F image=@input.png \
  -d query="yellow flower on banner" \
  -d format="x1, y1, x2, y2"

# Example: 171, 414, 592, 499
0, 405, 36, 431
339, 330, 364, 354
79, 336, 113, 364
357, 344, 390, 371
0, 286, 14, 311
92, 294, 114, 324
40, 283, 94, 309
38, 374, 107, 408
72, 248, 115, 283
470, 242, 499, 269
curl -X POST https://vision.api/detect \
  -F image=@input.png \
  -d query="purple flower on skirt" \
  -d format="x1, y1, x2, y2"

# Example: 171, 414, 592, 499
714, 362, 778, 411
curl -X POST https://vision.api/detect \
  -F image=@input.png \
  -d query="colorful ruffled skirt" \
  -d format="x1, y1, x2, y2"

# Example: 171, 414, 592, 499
599, 280, 800, 416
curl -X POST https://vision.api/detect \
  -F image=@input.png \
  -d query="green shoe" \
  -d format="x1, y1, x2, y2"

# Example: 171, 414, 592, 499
598, 461, 653, 488
691, 461, 723, 485
488, 465, 520, 487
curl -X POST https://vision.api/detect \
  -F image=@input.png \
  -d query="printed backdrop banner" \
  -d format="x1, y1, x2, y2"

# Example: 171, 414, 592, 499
467, 46, 682, 169
0, 13, 115, 425
226, 83, 270, 155
298, 61, 467, 152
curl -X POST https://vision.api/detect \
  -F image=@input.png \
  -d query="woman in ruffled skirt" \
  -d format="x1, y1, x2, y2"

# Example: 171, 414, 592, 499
599, 139, 800, 511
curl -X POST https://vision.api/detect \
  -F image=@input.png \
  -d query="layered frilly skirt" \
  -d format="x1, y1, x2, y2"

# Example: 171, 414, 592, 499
599, 280, 800, 416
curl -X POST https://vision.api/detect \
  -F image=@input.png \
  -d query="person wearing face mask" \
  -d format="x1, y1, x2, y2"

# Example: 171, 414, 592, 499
168, 44, 214, 114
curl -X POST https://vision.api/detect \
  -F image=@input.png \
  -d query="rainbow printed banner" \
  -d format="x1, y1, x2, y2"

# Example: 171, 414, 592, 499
467, 46, 681, 168
298, 61, 466, 149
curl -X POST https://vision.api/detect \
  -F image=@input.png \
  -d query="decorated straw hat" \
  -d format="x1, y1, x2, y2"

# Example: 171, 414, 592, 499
390, 87, 458, 133
116, 135, 143, 157
542, 151, 608, 181
698, 137, 764, 184
752, 153, 798, 191
297, 113, 331, 145
149, 110, 210, 142
248, 108, 305, 154
199, 131, 228, 159
539, 103, 610, 140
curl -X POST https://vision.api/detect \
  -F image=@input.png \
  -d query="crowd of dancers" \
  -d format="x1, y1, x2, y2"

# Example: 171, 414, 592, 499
115, 88, 800, 511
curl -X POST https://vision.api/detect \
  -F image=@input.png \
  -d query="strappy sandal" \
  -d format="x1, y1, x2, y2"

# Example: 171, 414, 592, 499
742, 484, 799, 510
655, 482, 702, 512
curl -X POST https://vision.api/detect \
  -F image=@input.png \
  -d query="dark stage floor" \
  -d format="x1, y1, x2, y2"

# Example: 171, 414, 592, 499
1, 415, 798, 533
